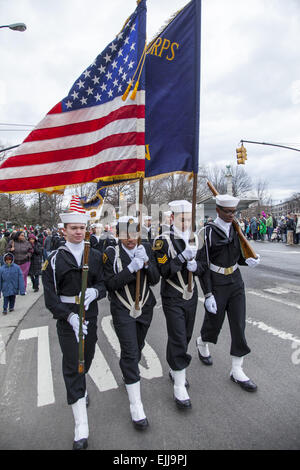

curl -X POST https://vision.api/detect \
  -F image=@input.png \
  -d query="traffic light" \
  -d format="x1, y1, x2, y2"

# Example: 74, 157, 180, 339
236, 144, 247, 164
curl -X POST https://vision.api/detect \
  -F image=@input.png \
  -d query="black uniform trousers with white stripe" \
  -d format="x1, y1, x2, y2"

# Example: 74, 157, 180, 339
56, 317, 98, 405
162, 290, 198, 371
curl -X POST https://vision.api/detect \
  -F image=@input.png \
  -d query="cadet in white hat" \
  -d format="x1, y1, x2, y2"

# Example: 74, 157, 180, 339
196, 193, 260, 392
153, 200, 206, 410
42, 196, 106, 449
103, 214, 160, 430
141, 215, 153, 243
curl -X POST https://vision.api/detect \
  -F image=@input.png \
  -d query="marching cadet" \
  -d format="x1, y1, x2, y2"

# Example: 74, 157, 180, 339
103, 216, 160, 430
153, 200, 206, 409
158, 210, 172, 235
141, 215, 153, 244
89, 223, 103, 252
42, 200, 106, 450
196, 194, 260, 392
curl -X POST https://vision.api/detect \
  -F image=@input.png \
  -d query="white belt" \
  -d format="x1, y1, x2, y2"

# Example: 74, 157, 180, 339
60, 295, 80, 304
209, 262, 238, 276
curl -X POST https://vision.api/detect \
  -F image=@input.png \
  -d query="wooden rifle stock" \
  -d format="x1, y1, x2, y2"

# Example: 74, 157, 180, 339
188, 173, 198, 292
78, 231, 91, 374
206, 181, 257, 260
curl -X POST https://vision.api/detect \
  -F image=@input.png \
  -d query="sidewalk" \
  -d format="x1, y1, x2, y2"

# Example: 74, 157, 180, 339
0, 283, 44, 364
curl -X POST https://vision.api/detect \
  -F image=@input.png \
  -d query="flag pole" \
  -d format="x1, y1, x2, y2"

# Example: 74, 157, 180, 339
188, 172, 197, 292
135, 176, 144, 311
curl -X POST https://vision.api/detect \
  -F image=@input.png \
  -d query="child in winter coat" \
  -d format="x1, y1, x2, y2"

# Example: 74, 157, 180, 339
0, 253, 25, 315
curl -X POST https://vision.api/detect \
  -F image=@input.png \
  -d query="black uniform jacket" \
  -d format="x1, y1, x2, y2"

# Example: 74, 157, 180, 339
198, 222, 247, 295
153, 226, 207, 299
42, 245, 106, 321
103, 241, 160, 312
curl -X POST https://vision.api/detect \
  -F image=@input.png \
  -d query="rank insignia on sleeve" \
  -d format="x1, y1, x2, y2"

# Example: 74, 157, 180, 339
41, 260, 48, 271
157, 254, 168, 264
102, 253, 108, 264
153, 239, 163, 251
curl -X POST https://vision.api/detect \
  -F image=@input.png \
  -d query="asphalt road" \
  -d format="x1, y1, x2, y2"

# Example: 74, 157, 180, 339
0, 240, 299, 451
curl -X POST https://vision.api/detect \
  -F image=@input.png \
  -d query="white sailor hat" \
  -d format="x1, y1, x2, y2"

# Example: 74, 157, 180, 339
168, 200, 192, 213
163, 210, 172, 217
143, 215, 152, 221
59, 195, 89, 224
118, 216, 138, 224
216, 194, 240, 208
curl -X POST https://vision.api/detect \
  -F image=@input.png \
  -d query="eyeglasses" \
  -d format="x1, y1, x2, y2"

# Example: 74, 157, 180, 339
219, 207, 237, 215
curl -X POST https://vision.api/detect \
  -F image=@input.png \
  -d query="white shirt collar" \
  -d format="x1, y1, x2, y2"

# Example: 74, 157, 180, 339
214, 216, 232, 238
121, 244, 137, 260
65, 241, 84, 266
173, 226, 191, 243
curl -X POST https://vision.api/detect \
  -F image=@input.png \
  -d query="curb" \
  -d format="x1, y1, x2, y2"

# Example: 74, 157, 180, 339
0, 286, 44, 361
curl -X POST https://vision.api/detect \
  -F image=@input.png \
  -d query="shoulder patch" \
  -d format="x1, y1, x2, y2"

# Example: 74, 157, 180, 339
41, 259, 49, 271
153, 239, 164, 251
102, 253, 108, 264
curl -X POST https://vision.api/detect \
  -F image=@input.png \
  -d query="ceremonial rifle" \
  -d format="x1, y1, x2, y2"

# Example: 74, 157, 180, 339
206, 181, 258, 259
78, 230, 91, 374
135, 177, 144, 312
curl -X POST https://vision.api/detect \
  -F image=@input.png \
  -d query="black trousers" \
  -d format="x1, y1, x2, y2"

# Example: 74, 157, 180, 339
162, 292, 198, 371
111, 302, 154, 385
200, 281, 251, 357
56, 317, 97, 405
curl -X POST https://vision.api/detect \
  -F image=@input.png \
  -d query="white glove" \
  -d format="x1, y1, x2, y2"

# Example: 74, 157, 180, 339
187, 259, 197, 272
83, 287, 98, 310
135, 244, 149, 263
68, 313, 88, 343
246, 254, 260, 268
128, 257, 144, 273
204, 295, 217, 314
182, 245, 197, 261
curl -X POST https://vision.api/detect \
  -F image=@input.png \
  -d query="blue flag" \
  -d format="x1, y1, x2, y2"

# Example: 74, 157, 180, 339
145, 0, 201, 178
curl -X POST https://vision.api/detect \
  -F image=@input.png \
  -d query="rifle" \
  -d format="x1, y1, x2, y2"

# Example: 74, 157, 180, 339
78, 230, 91, 374
206, 181, 258, 259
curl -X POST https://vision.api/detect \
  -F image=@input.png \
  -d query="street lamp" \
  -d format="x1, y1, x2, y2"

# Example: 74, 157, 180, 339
0, 23, 27, 32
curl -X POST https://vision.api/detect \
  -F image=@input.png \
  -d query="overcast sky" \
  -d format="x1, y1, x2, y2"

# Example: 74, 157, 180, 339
1, 0, 300, 203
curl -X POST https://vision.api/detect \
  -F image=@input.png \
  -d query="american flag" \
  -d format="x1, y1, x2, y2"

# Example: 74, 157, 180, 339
0, 0, 146, 194
69, 195, 86, 214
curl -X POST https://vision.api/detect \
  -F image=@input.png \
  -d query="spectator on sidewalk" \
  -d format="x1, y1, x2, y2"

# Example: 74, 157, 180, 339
28, 233, 43, 292
279, 216, 287, 243
6, 231, 33, 292
266, 213, 274, 242
0, 253, 25, 315
250, 217, 258, 241
286, 213, 295, 246
0, 231, 11, 266
295, 215, 300, 245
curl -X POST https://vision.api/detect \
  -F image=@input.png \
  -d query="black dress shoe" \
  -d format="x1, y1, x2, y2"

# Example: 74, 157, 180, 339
72, 438, 88, 450
168, 371, 190, 389
230, 374, 258, 392
197, 349, 213, 366
174, 396, 192, 410
133, 417, 149, 430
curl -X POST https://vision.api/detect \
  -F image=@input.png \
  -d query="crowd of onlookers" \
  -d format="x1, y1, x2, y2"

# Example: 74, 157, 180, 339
236, 212, 300, 245
0, 223, 116, 315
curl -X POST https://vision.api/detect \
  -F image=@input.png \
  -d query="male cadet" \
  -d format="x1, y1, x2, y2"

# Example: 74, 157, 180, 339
196, 194, 260, 392
89, 223, 103, 252
141, 215, 153, 243
42, 200, 106, 450
153, 200, 206, 409
159, 210, 172, 235
103, 216, 160, 430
